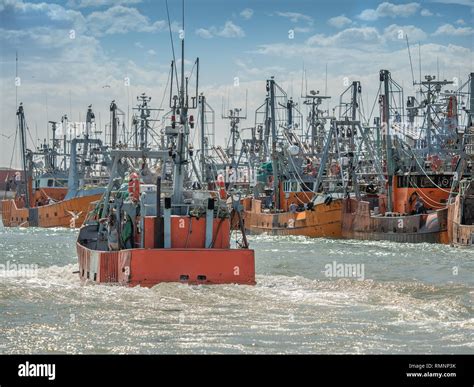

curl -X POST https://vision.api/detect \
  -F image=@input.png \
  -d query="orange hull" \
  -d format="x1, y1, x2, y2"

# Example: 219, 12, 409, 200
1, 194, 102, 228
77, 243, 256, 286
242, 198, 342, 238
342, 198, 449, 244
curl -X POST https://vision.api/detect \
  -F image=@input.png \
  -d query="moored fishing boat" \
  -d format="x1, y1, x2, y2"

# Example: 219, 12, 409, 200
341, 70, 459, 244
239, 78, 344, 238
1, 104, 108, 228
447, 73, 474, 247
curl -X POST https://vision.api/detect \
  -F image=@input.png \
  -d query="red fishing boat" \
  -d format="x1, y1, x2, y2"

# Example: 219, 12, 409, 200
76, 16, 255, 286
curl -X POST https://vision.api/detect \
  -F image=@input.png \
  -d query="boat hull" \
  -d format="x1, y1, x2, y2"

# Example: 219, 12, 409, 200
1, 194, 102, 228
448, 196, 474, 247
77, 243, 256, 286
342, 198, 449, 244
242, 198, 342, 238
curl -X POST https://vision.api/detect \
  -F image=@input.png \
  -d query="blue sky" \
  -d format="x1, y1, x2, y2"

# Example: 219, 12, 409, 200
0, 0, 473, 167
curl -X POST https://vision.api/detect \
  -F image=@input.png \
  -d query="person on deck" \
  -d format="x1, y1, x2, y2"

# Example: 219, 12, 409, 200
289, 202, 298, 213
106, 215, 119, 251
121, 213, 134, 249
415, 197, 427, 215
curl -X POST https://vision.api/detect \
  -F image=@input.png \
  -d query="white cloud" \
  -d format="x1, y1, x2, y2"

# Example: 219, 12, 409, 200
0, 0, 88, 32
217, 21, 245, 38
86, 6, 167, 35
235, 59, 285, 78
306, 27, 383, 49
431, 0, 474, 6
294, 26, 313, 33
195, 28, 213, 39
66, 0, 141, 7
240, 8, 253, 20
275, 11, 313, 25
327, 15, 352, 29
358, 2, 420, 21
456, 19, 466, 25
433, 23, 474, 36
0, 1, 173, 37
420, 9, 433, 17
252, 41, 472, 93
147, 49, 156, 55
195, 21, 245, 39
383, 24, 427, 41
134, 41, 144, 48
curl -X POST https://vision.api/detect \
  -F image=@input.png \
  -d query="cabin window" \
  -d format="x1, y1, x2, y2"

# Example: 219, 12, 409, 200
47, 179, 54, 187
398, 175, 453, 189
301, 182, 314, 192
54, 179, 68, 187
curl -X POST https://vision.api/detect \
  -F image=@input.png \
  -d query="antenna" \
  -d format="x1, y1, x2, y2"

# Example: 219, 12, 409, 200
300, 62, 305, 98
405, 35, 415, 86
165, 0, 179, 93
15, 51, 18, 108
325, 63, 328, 96
437, 57, 439, 81
418, 42, 422, 88
325, 62, 329, 111
244, 88, 248, 118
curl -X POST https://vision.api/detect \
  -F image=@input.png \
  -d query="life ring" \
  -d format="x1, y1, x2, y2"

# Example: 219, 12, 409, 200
128, 172, 140, 202
217, 174, 226, 199
330, 163, 340, 176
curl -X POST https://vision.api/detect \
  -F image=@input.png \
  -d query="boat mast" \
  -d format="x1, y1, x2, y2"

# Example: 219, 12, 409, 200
469, 73, 474, 127
172, 1, 187, 204
350, 81, 360, 198
381, 69, 393, 213
17, 103, 30, 208
170, 0, 198, 205
110, 100, 118, 148
268, 77, 281, 209
199, 94, 207, 184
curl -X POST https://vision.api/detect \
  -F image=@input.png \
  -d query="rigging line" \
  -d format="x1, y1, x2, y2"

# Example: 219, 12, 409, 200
5, 125, 19, 197
150, 67, 172, 131
406, 35, 415, 86
23, 118, 35, 148
408, 147, 453, 193
408, 179, 447, 208
286, 154, 315, 201
165, 0, 179, 94
368, 83, 382, 123
188, 59, 197, 82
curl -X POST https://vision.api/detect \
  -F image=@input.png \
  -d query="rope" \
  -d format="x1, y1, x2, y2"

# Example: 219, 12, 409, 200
409, 148, 453, 194
3, 124, 19, 200
408, 179, 447, 208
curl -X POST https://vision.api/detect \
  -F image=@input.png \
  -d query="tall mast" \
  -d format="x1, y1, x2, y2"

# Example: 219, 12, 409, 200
381, 70, 393, 213
350, 81, 360, 198
17, 103, 30, 208
199, 94, 207, 184
110, 100, 118, 148
268, 77, 280, 209
170, 0, 198, 205
470, 73, 474, 127
172, 1, 187, 204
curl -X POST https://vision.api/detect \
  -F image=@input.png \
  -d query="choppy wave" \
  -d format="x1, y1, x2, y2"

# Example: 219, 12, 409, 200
0, 228, 472, 354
